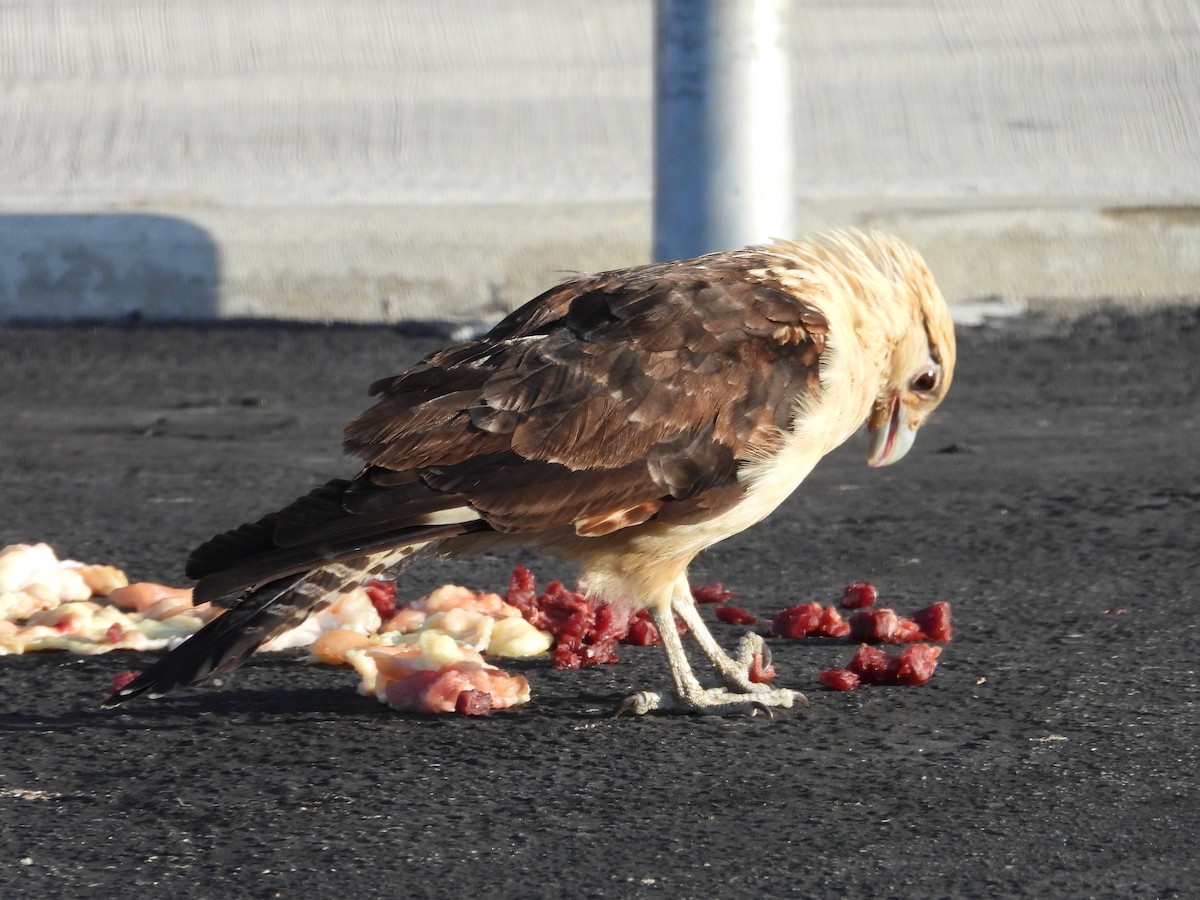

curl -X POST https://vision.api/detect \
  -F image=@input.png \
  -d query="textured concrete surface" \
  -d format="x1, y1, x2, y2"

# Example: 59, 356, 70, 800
0, 312, 1197, 897
2, 1, 1199, 321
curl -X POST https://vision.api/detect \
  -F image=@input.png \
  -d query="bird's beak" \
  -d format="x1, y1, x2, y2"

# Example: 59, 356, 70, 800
867, 391, 916, 467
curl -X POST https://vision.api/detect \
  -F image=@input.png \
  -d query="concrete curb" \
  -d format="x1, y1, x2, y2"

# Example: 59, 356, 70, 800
3, 203, 1197, 325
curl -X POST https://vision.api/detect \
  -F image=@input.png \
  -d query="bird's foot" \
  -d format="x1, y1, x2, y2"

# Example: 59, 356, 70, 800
667, 598, 787, 694
622, 591, 807, 717
718, 631, 776, 692
613, 684, 802, 718
697, 631, 796, 698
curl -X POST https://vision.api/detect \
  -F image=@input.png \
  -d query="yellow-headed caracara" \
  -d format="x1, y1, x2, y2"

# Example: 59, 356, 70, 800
106, 230, 955, 716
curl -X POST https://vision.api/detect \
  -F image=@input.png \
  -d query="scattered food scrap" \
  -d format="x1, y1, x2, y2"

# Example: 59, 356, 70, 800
0, 543, 218, 655
839, 581, 878, 609
818, 667, 861, 692
5, 544, 952, 711
846, 601, 952, 645
0, 543, 126, 622
346, 631, 531, 715
714, 604, 757, 626
503, 566, 631, 668
838, 642, 942, 687
768, 601, 851, 639
768, 582, 952, 692
691, 583, 735, 604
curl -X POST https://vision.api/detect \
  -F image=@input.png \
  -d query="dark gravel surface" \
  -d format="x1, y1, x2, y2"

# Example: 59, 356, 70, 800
1, 309, 1197, 899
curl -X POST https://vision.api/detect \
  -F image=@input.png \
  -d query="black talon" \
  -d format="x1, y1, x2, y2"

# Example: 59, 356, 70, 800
750, 702, 774, 719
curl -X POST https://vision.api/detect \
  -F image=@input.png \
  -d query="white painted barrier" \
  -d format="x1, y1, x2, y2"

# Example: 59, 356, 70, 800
1, 1, 1197, 321
653, 0, 794, 261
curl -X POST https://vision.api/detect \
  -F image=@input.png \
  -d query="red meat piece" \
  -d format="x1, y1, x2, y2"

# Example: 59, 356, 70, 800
692, 583, 735, 604
893, 644, 942, 685
912, 602, 953, 643
365, 580, 398, 622
624, 610, 661, 645
769, 602, 824, 638
558, 602, 630, 668
621, 609, 686, 647
818, 604, 851, 638
847, 643, 901, 684
844, 642, 942, 686
714, 604, 757, 625
455, 689, 495, 716
540, 580, 601, 669
770, 602, 852, 638
819, 668, 860, 691
849, 608, 901, 643
840, 581, 878, 609
505, 564, 544, 628
849, 608, 889, 642
535, 580, 589, 632
592, 604, 632, 647
507, 572, 631, 669
850, 606, 944, 644
892, 617, 925, 643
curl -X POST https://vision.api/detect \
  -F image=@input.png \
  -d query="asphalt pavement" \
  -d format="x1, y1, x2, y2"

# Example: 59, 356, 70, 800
1, 310, 1197, 898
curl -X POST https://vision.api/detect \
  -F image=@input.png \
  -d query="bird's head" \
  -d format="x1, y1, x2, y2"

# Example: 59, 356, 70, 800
864, 250, 956, 468
761, 229, 957, 468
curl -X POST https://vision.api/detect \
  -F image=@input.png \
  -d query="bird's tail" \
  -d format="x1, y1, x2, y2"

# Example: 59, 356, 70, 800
103, 548, 413, 706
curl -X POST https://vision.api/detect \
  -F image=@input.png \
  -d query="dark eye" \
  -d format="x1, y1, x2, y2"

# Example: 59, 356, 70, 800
911, 367, 940, 394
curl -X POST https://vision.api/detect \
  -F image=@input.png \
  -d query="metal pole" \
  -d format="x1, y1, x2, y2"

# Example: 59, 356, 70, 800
653, 0, 794, 262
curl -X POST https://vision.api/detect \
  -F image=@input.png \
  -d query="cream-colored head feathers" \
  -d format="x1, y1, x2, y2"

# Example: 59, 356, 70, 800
755, 230, 955, 466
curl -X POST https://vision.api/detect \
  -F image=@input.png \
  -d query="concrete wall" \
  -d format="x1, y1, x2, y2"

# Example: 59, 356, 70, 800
2, 1, 1198, 322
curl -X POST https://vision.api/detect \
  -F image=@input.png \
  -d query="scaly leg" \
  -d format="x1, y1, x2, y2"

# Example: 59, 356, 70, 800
670, 586, 782, 695
615, 597, 802, 717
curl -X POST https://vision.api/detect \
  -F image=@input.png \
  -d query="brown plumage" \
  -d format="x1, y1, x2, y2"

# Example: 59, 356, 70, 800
106, 230, 955, 715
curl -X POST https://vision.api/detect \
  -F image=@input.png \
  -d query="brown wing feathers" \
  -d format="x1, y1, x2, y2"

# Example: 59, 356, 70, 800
185, 252, 828, 605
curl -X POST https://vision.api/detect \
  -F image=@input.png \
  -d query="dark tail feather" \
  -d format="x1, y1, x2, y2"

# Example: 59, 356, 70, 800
189, 521, 481, 607
103, 573, 311, 705
104, 553, 394, 707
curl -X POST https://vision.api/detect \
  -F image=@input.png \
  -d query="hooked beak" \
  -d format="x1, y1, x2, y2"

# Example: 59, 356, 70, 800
867, 392, 916, 467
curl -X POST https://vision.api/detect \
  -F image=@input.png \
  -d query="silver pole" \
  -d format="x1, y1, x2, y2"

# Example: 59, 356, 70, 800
653, 0, 795, 262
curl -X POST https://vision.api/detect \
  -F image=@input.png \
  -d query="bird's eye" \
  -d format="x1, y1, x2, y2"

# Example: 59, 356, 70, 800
910, 367, 940, 394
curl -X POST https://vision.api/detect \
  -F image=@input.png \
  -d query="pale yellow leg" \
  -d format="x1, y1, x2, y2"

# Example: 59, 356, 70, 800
615, 578, 804, 717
